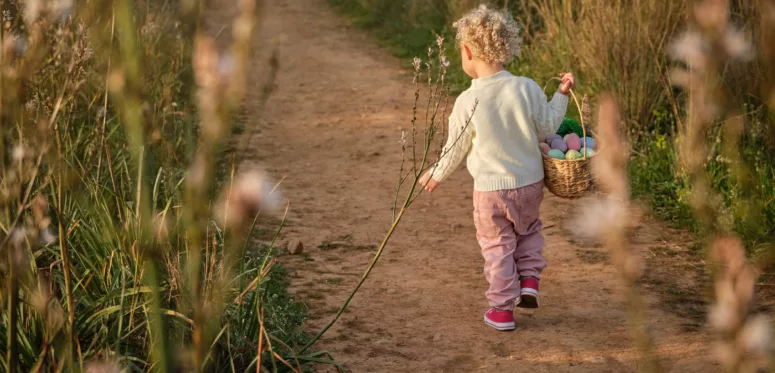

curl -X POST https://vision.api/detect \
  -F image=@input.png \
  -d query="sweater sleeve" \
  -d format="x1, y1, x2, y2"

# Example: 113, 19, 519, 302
429, 98, 475, 183
529, 79, 570, 138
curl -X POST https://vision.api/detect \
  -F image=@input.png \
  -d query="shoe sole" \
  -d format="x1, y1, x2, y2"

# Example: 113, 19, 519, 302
483, 315, 515, 331
517, 289, 539, 309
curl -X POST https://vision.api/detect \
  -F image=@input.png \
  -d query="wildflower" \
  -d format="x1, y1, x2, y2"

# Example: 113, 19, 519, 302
82, 47, 94, 61
573, 196, 628, 239
217, 170, 282, 230
94, 107, 106, 121
9, 228, 27, 247
721, 27, 753, 61
141, 20, 158, 36
436, 35, 444, 47
668, 30, 708, 71
25, 100, 37, 113
39, 228, 56, 246
738, 315, 773, 357
412, 57, 422, 71
441, 55, 450, 68
11, 145, 27, 162
398, 131, 407, 152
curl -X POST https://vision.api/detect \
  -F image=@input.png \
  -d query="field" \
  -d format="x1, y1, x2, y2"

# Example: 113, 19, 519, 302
2, 0, 775, 372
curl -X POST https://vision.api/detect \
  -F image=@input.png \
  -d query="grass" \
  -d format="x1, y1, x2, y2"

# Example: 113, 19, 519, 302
0, 1, 311, 372
326, 0, 775, 257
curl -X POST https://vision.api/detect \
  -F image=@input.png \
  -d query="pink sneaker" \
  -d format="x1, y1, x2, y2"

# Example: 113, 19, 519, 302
517, 277, 539, 309
484, 308, 515, 331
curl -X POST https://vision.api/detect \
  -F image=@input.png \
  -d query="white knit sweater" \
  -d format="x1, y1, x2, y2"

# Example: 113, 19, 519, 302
430, 71, 569, 191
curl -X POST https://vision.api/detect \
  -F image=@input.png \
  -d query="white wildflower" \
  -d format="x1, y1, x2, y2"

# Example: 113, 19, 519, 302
25, 100, 36, 113
412, 57, 422, 71
436, 35, 444, 47
571, 196, 628, 239
11, 145, 26, 162
669, 30, 709, 71
721, 27, 753, 61
82, 47, 94, 61
441, 55, 450, 67
738, 315, 773, 356
40, 228, 57, 246
217, 170, 282, 229
95, 107, 106, 121
9, 228, 27, 247
709, 302, 738, 333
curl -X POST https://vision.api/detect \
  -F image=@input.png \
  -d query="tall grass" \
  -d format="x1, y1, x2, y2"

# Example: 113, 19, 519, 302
0, 1, 310, 372
327, 0, 775, 255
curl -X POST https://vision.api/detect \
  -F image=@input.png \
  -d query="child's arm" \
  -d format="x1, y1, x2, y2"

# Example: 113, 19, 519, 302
529, 74, 574, 138
420, 101, 475, 192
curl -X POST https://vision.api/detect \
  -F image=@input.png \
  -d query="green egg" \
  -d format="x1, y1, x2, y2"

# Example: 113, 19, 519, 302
548, 149, 565, 159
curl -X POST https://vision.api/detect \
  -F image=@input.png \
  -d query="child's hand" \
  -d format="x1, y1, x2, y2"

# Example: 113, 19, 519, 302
558, 72, 577, 95
419, 170, 440, 193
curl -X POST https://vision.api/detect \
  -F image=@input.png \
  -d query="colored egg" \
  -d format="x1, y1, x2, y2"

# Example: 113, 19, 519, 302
565, 133, 581, 150
548, 149, 565, 159
580, 147, 596, 157
547, 134, 562, 144
565, 149, 582, 160
550, 138, 568, 152
539, 143, 551, 154
581, 137, 596, 150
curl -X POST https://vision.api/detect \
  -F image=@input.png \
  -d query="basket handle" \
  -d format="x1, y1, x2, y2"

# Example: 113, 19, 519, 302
543, 77, 587, 159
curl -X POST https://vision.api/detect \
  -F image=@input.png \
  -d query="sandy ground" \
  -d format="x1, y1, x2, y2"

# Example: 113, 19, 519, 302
228, 0, 720, 371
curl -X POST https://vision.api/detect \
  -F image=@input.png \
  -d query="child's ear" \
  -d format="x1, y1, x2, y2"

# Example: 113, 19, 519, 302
462, 44, 472, 60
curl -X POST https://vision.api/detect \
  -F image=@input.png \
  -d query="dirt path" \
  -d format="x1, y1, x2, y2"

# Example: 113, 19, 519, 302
241, 0, 718, 371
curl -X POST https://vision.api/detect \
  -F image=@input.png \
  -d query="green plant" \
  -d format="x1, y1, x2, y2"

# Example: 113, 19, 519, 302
0, 1, 310, 372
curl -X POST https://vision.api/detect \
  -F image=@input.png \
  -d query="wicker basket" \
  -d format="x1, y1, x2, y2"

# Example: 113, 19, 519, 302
541, 84, 596, 199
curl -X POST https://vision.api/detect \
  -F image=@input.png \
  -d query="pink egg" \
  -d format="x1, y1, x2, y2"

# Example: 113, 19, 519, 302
565, 133, 581, 151
539, 143, 551, 154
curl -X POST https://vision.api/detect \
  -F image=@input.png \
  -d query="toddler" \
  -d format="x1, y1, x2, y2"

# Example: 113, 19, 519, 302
419, 4, 576, 331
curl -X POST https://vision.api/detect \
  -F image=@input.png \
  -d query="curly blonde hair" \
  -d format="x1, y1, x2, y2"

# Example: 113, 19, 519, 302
453, 4, 522, 64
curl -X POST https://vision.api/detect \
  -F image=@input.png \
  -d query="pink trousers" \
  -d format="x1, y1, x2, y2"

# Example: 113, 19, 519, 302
473, 181, 546, 311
